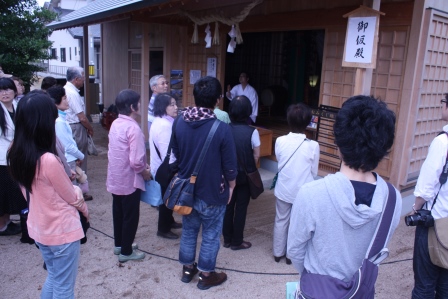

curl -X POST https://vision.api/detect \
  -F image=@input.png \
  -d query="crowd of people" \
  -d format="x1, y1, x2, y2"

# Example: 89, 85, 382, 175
1, 63, 447, 298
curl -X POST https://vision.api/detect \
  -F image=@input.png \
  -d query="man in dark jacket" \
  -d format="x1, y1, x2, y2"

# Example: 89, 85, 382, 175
172, 76, 237, 290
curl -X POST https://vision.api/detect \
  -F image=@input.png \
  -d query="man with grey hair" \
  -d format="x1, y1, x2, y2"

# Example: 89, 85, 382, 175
64, 66, 94, 201
148, 74, 168, 134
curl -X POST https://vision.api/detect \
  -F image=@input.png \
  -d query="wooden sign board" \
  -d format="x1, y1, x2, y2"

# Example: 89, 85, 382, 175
342, 6, 384, 69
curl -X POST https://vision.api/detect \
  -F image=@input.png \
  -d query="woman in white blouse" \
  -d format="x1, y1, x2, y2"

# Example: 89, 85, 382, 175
273, 103, 320, 264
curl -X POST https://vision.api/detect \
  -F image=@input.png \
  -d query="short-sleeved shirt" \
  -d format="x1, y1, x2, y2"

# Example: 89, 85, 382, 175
64, 82, 84, 124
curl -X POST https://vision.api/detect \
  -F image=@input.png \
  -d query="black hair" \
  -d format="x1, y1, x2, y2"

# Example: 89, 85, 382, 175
287, 103, 312, 133
46, 85, 66, 105
193, 76, 221, 109
115, 89, 140, 115
154, 93, 176, 117
41, 76, 57, 91
333, 95, 396, 172
7, 90, 58, 191
0, 78, 18, 136
228, 95, 252, 123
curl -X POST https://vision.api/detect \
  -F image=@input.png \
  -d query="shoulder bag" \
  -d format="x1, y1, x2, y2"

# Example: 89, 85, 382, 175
154, 118, 179, 191
163, 119, 220, 215
270, 138, 306, 190
297, 182, 397, 299
236, 153, 264, 200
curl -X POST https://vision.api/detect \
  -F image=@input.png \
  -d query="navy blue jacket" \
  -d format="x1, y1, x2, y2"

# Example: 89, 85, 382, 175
172, 117, 237, 205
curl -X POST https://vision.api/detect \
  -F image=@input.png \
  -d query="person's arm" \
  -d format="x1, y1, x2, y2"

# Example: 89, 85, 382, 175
251, 129, 261, 164
128, 124, 150, 180
45, 154, 88, 219
77, 111, 94, 137
228, 179, 236, 204
56, 122, 85, 161
226, 85, 237, 100
287, 186, 315, 275
413, 136, 447, 212
311, 142, 320, 178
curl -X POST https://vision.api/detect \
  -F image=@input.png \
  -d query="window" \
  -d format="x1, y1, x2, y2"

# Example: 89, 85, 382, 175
60, 48, 66, 62
50, 48, 57, 59
69, 47, 71, 60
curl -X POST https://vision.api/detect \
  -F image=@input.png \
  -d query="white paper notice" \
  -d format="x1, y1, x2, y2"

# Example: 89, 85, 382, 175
190, 70, 201, 84
344, 16, 376, 64
207, 58, 217, 77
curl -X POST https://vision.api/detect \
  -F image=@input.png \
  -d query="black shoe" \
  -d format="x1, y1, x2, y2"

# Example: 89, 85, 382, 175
0, 222, 21, 236
181, 263, 198, 283
197, 271, 227, 290
83, 194, 93, 201
157, 231, 179, 239
286, 257, 292, 265
274, 256, 282, 263
171, 222, 183, 229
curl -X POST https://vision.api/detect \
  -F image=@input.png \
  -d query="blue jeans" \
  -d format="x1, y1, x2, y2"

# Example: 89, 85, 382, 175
412, 225, 448, 299
179, 198, 226, 272
37, 241, 80, 299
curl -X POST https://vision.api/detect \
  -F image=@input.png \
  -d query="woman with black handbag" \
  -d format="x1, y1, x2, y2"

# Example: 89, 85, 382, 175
222, 96, 260, 250
149, 93, 182, 240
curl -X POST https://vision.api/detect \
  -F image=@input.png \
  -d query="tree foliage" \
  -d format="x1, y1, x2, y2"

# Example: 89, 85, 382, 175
0, 0, 56, 86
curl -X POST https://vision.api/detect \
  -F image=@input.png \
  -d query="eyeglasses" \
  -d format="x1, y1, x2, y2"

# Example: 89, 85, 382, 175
1, 89, 14, 95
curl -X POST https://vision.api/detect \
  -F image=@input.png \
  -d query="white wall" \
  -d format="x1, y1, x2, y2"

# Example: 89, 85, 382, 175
48, 29, 81, 68
59, 0, 87, 10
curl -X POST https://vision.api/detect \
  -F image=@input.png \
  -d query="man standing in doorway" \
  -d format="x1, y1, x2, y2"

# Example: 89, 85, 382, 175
64, 66, 93, 201
148, 75, 169, 134
226, 72, 258, 124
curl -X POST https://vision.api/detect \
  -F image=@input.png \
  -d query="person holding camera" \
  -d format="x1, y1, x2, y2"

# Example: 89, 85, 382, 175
410, 94, 448, 298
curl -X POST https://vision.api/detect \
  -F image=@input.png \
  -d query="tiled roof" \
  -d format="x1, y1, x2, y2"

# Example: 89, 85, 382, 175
47, 0, 168, 30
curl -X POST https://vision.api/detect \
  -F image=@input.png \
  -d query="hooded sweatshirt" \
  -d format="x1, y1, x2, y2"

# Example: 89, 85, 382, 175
171, 107, 237, 205
287, 172, 402, 281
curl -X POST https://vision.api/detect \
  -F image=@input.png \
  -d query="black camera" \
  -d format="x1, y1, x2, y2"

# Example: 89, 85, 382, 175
405, 209, 434, 227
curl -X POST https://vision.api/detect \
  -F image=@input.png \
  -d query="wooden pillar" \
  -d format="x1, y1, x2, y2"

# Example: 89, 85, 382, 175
83, 25, 90, 116
354, 0, 381, 95
141, 24, 150, 140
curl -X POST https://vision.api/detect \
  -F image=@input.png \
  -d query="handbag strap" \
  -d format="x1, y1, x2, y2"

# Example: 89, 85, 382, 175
366, 182, 396, 259
190, 119, 220, 183
278, 138, 306, 174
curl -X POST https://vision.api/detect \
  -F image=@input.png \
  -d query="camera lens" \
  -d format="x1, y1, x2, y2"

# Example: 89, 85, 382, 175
405, 215, 416, 226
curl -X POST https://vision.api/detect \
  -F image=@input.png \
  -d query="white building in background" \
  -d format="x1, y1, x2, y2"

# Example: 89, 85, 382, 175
43, 0, 101, 80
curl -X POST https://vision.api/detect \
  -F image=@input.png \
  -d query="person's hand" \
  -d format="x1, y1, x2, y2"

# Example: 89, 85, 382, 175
88, 128, 94, 137
76, 159, 82, 167
82, 207, 90, 223
141, 168, 152, 181
69, 170, 76, 181
226, 85, 231, 98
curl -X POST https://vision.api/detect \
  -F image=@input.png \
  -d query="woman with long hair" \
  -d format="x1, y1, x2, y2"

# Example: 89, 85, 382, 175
8, 91, 89, 298
149, 92, 182, 240
0, 78, 26, 238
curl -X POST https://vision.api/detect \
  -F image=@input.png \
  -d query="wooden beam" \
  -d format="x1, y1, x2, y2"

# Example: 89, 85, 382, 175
83, 25, 90, 116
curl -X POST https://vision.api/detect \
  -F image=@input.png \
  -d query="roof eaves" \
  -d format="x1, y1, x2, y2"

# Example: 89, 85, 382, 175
47, 0, 169, 30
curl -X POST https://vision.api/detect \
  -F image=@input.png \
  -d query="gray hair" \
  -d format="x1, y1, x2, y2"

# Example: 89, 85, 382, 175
149, 75, 165, 87
66, 66, 84, 82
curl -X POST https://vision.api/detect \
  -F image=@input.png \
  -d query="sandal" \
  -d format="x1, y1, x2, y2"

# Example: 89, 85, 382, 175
231, 241, 252, 250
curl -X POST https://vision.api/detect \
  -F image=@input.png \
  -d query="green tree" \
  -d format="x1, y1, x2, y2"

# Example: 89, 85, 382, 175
0, 0, 56, 88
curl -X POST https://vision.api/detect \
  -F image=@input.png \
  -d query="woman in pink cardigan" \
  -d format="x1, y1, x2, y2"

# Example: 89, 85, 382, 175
8, 91, 89, 299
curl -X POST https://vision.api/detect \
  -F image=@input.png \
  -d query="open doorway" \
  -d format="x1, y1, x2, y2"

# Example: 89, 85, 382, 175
225, 30, 324, 128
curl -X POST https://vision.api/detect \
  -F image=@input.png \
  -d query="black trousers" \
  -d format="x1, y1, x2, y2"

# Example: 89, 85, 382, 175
158, 184, 174, 233
222, 183, 251, 246
112, 189, 140, 255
